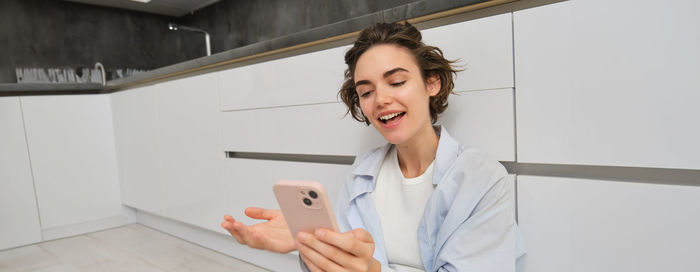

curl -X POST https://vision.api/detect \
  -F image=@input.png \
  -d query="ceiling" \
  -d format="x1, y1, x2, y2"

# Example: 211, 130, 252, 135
63, 0, 222, 17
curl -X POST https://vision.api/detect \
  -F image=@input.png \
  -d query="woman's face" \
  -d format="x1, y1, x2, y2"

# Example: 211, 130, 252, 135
354, 44, 440, 145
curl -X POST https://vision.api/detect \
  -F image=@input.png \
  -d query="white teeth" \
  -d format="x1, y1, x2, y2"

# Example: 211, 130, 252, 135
379, 112, 402, 121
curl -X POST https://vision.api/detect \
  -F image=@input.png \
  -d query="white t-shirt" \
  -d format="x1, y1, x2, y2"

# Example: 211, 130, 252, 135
371, 146, 435, 271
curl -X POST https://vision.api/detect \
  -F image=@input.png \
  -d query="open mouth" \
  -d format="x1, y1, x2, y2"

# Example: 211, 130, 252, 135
378, 112, 405, 123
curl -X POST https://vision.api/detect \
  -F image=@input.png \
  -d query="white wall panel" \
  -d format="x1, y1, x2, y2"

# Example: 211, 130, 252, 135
218, 45, 350, 111
422, 13, 513, 92
222, 89, 514, 160
155, 73, 226, 232
111, 85, 164, 215
221, 102, 386, 156
518, 175, 700, 272
221, 13, 513, 111
514, 0, 700, 169
0, 97, 42, 250
20, 95, 124, 230
440, 88, 515, 161
220, 159, 350, 234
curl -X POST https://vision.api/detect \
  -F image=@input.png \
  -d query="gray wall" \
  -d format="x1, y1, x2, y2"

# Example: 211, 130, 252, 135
0, 0, 424, 83
181, 0, 418, 53
0, 0, 201, 83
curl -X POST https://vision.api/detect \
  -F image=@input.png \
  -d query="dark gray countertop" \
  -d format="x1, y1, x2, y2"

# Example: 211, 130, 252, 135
1, 0, 496, 96
0, 83, 108, 96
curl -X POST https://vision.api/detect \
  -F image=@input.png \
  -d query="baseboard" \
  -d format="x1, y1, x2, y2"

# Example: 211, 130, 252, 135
134, 208, 300, 272
42, 206, 136, 241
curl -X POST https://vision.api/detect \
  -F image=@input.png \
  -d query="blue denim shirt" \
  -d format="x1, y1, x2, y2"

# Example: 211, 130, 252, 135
333, 126, 525, 271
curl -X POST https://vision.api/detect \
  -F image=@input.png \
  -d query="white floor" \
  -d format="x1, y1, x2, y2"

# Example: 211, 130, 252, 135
0, 224, 269, 272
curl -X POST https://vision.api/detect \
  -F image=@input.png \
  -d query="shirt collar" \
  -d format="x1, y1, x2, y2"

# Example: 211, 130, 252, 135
348, 125, 462, 196
351, 144, 390, 178
431, 125, 461, 185
348, 144, 390, 200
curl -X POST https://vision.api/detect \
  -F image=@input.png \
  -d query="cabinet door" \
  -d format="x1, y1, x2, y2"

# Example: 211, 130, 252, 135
221, 159, 350, 231
111, 85, 163, 215
221, 102, 385, 156
219, 158, 350, 271
422, 13, 514, 92
514, 0, 700, 169
440, 89, 515, 161
222, 89, 515, 161
0, 97, 42, 250
518, 175, 700, 272
218, 45, 350, 111
21, 95, 124, 240
155, 73, 226, 230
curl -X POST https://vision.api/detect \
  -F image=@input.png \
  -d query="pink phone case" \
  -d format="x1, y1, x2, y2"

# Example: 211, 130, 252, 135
273, 180, 339, 240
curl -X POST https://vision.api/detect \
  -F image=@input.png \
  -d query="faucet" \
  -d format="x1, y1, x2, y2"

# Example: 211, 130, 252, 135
168, 23, 211, 56
94, 62, 105, 85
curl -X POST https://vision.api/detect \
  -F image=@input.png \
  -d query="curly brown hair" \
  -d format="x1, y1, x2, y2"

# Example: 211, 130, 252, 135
339, 21, 458, 125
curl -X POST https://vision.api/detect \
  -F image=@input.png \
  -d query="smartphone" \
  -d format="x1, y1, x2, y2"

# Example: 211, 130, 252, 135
273, 180, 339, 240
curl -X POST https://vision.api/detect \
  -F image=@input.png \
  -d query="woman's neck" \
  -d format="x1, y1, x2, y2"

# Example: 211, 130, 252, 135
395, 124, 439, 178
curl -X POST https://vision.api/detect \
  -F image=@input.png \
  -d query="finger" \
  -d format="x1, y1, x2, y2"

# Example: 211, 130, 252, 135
297, 235, 343, 272
220, 218, 246, 245
222, 215, 242, 235
315, 228, 373, 258
221, 215, 234, 229
244, 207, 280, 220
300, 253, 323, 272
350, 228, 374, 243
227, 222, 247, 245
244, 207, 264, 219
300, 231, 347, 261
223, 214, 236, 222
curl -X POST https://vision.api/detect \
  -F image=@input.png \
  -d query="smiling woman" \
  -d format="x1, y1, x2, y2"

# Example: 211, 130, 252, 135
350, 44, 442, 153
339, 23, 457, 127
222, 21, 525, 272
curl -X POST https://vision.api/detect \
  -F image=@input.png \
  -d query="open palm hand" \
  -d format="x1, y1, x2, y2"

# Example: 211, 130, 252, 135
221, 207, 295, 253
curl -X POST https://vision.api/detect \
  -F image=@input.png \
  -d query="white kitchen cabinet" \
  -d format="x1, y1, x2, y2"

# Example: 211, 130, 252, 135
20, 95, 125, 240
221, 102, 386, 156
221, 158, 351, 232
219, 11, 513, 111
155, 72, 226, 232
219, 158, 349, 270
222, 88, 515, 160
422, 13, 513, 92
111, 85, 164, 216
218, 45, 350, 111
440, 88, 515, 161
514, 0, 700, 169
517, 175, 700, 272
0, 97, 42, 250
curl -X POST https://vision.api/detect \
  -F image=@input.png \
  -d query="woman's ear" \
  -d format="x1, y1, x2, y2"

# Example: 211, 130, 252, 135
426, 74, 441, 97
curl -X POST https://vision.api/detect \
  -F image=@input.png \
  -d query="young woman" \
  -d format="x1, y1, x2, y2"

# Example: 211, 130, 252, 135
222, 21, 525, 272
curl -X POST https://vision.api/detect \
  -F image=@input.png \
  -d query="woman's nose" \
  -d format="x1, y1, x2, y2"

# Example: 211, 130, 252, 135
374, 86, 393, 106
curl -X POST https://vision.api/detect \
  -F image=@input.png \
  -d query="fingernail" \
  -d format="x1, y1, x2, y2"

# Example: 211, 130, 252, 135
315, 229, 325, 238
298, 232, 307, 240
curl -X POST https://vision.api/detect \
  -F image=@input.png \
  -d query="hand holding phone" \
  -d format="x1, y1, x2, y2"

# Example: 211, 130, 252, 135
273, 180, 339, 240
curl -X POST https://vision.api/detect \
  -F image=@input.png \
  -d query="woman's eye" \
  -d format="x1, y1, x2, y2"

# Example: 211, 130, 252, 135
359, 90, 373, 98
390, 81, 406, 87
